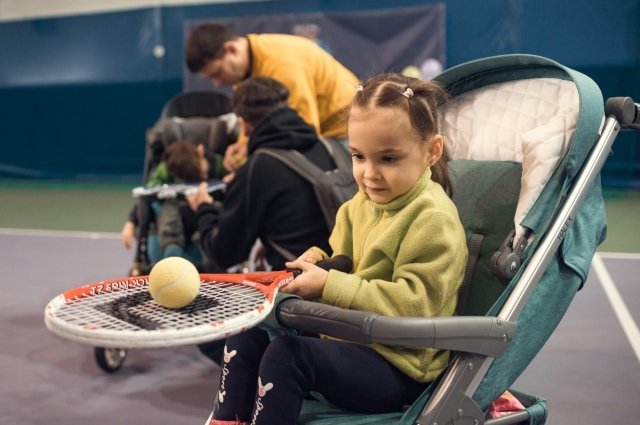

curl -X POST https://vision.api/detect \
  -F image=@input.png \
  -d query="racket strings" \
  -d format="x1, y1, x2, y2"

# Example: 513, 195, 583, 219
55, 281, 267, 332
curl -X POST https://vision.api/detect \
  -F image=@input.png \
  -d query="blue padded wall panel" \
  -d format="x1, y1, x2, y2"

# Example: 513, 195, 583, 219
0, 80, 181, 180
0, 0, 638, 182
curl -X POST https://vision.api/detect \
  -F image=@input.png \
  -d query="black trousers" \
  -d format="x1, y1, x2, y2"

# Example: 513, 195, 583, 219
215, 327, 428, 425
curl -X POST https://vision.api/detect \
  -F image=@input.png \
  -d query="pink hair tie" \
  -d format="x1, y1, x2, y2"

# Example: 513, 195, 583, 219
403, 88, 414, 99
356, 85, 363, 92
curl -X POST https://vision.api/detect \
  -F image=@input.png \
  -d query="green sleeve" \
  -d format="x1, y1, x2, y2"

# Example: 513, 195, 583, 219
146, 162, 180, 187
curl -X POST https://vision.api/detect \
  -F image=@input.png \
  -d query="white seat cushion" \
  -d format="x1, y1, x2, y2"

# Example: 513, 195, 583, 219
439, 78, 580, 239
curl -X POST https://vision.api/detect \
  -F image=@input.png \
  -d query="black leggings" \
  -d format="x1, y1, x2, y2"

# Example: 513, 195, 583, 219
215, 327, 428, 425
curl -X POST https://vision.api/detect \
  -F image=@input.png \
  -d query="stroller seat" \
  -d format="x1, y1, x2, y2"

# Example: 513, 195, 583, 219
268, 54, 613, 425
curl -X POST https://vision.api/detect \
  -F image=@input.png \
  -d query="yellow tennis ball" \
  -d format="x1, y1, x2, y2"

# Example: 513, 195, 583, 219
148, 257, 200, 308
402, 65, 423, 80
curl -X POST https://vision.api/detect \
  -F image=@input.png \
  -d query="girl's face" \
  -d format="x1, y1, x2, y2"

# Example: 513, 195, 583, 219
348, 106, 442, 204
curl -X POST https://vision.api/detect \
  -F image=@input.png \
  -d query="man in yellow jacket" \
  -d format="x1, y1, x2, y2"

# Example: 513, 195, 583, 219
185, 23, 359, 171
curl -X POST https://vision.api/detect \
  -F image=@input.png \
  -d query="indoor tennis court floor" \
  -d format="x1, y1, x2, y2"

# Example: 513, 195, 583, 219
1, 229, 638, 425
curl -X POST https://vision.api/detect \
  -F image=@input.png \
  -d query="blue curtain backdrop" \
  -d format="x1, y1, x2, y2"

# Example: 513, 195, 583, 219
0, 0, 638, 186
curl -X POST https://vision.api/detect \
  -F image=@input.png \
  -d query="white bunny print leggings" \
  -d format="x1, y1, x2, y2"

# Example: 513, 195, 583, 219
214, 327, 429, 425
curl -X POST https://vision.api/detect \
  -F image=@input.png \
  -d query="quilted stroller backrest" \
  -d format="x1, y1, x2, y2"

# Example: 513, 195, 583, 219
441, 76, 580, 316
441, 72, 579, 241
429, 55, 606, 410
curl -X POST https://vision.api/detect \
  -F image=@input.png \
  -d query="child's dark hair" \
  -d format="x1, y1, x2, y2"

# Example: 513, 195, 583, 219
163, 140, 203, 183
231, 77, 290, 127
185, 24, 239, 73
350, 73, 453, 196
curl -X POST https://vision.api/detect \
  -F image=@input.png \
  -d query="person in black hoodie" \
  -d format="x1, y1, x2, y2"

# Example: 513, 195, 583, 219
187, 76, 334, 272
188, 77, 335, 364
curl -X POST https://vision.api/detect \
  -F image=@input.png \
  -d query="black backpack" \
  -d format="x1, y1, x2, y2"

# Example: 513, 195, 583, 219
253, 137, 358, 231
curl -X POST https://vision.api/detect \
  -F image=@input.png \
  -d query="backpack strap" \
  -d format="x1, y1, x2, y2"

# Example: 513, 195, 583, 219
456, 232, 486, 316
248, 141, 355, 263
253, 147, 337, 230
317, 136, 352, 170
255, 147, 326, 187
245, 149, 324, 264
266, 239, 297, 262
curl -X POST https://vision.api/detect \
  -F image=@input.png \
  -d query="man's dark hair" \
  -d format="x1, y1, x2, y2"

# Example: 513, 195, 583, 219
185, 24, 238, 73
163, 140, 203, 183
231, 77, 290, 126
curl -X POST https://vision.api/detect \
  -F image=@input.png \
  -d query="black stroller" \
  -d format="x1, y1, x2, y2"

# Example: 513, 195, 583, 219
130, 89, 239, 277
97, 90, 238, 373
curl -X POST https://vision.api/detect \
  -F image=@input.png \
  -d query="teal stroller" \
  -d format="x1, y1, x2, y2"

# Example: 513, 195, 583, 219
227, 54, 635, 425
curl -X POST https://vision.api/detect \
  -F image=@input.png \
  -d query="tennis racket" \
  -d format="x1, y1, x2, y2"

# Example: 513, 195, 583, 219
44, 255, 352, 349
132, 181, 226, 199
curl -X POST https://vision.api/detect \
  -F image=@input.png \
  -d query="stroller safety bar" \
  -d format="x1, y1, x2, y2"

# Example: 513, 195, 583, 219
276, 299, 516, 358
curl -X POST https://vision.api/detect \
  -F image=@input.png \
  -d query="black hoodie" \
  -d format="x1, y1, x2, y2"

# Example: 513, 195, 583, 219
196, 107, 334, 270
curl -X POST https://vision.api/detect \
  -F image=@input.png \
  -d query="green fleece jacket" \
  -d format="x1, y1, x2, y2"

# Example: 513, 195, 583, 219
321, 167, 468, 382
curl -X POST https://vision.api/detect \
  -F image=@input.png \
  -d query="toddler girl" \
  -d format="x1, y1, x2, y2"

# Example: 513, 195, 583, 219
210, 73, 468, 425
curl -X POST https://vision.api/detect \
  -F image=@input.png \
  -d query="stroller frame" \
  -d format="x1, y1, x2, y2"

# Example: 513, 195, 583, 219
414, 104, 621, 425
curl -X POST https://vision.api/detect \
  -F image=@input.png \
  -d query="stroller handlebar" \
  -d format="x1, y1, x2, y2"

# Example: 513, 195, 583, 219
605, 97, 640, 131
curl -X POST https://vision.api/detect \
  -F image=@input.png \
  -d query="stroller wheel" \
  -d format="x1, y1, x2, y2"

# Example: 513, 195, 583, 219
129, 263, 152, 277
129, 262, 142, 277
94, 347, 127, 373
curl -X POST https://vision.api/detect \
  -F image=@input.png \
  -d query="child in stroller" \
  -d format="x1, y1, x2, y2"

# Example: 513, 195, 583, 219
120, 140, 226, 268
121, 90, 238, 277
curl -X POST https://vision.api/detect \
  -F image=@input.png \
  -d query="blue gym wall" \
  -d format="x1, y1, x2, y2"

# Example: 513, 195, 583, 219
1, 0, 639, 185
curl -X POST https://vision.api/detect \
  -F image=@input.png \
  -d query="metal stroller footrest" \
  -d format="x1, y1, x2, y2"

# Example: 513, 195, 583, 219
276, 299, 516, 358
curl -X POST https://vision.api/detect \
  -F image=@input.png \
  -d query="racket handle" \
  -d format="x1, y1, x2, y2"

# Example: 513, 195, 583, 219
287, 254, 353, 278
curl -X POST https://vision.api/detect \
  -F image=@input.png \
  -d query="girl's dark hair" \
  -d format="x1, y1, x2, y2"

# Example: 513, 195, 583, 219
185, 24, 239, 73
163, 140, 202, 183
350, 73, 453, 196
231, 77, 290, 126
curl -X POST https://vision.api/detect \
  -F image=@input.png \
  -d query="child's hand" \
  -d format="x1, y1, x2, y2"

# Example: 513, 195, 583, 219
186, 182, 213, 211
296, 249, 324, 264
223, 142, 248, 172
281, 259, 328, 300
222, 171, 235, 184
121, 221, 136, 250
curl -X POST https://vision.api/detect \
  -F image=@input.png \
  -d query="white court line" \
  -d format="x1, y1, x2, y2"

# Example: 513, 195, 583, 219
592, 253, 640, 364
596, 251, 640, 260
0, 227, 120, 239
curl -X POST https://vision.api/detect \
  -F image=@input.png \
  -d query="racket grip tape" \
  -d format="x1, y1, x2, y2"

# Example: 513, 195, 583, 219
287, 254, 353, 278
